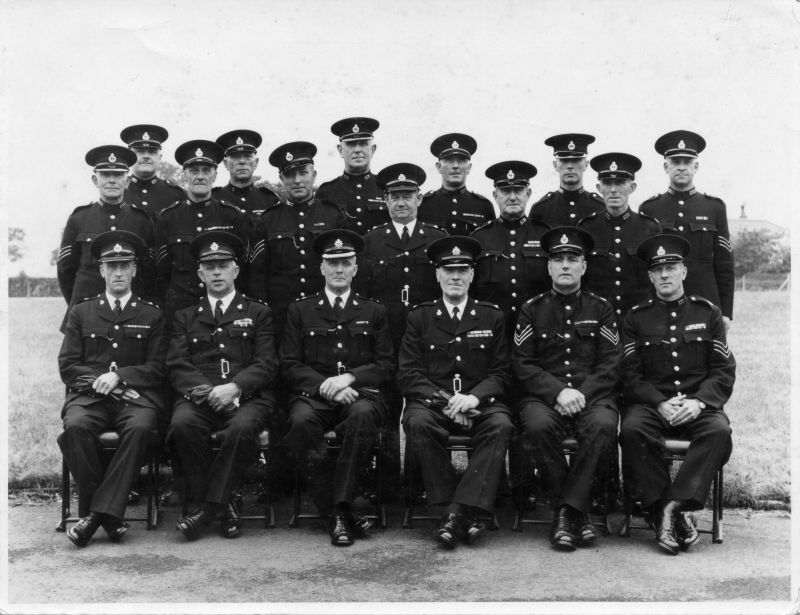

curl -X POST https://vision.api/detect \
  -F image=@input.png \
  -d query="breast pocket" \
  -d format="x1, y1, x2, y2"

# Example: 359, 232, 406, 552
688, 222, 718, 257
423, 342, 451, 372
83, 327, 111, 355
122, 328, 151, 361
227, 325, 254, 362
75, 232, 98, 266
168, 235, 194, 271
475, 250, 503, 283
301, 327, 329, 358
467, 338, 491, 374
683, 330, 712, 365
348, 324, 375, 362
636, 335, 669, 379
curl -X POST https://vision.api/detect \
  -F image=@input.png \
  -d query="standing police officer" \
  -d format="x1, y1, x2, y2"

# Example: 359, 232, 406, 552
57, 145, 155, 332
619, 233, 735, 555
417, 133, 495, 235
530, 133, 604, 226
58, 230, 166, 548
167, 231, 278, 541
579, 153, 661, 318
213, 129, 282, 220
120, 124, 185, 217
398, 236, 513, 550
512, 227, 621, 551
639, 130, 734, 328
281, 230, 395, 546
316, 117, 388, 234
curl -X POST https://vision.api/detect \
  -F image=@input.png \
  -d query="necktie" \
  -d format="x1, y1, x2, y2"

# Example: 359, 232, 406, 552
401, 225, 410, 245
334, 296, 343, 314
452, 306, 460, 324
114, 299, 122, 317
215, 299, 224, 323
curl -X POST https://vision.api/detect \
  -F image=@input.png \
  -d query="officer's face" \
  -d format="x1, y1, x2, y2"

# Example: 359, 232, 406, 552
131, 146, 162, 179
547, 253, 586, 293
197, 259, 240, 298
280, 164, 316, 203
648, 262, 687, 301
321, 256, 357, 292
337, 139, 376, 174
553, 157, 588, 189
663, 156, 699, 190
436, 154, 472, 189
494, 185, 532, 220
224, 152, 258, 184
597, 178, 636, 214
436, 265, 474, 302
92, 171, 129, 204
100, 260, 137, 297
386, 189, 421, 223
184, 164, 217, 201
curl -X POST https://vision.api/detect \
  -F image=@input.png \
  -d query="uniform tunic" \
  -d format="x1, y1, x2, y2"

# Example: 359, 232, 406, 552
578, 208, 661, 318
418, 186, 495, 235
58, 294, 166, 518
529, 188, 604, 226
212, 183, 282, 220
316, 172, 388, 235
639, 188, 734, 319
57, 202, 156, 331
619, 294, 735, 509
124, 176, 185, 218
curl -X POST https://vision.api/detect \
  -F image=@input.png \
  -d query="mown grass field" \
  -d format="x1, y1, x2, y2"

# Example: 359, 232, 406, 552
7, 292, 791, 507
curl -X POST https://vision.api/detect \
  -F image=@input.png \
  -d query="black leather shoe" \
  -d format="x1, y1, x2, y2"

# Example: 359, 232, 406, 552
549, 506, 578, 551
578, 512, 597, 545
434, 513, 462, 550
67, 512, 102, 548
177, 506, 213, 541
330, 514, 354, 547
464, 518, 487, 545
654, 500, 680, 555
220, 495, 242, 539
674, 510, 699, 549
349, 511, 375, 537
100, 515, 129, 543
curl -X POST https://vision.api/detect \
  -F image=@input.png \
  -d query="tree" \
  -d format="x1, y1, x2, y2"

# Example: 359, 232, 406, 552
9, 227, 25, 262
157, 160, 185, 189
731, 228, 784, 277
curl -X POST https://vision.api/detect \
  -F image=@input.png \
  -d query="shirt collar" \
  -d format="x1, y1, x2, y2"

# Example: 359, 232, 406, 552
392, 219, 417, 238
106, 291, 132, 310
325, 288, 351, 308
208, 289, 237, 314
443, 297, 468, 318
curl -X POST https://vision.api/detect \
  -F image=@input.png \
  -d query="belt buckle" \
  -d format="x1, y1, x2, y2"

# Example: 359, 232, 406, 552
220, 358, 230, 379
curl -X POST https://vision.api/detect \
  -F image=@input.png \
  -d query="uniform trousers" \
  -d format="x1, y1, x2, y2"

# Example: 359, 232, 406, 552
619, 403, 732, 510
169, 397, 272, 506
58, 397, 159, 519
403, 402, 513, 514
283, 397, 385, 515
517, 397, 618, 514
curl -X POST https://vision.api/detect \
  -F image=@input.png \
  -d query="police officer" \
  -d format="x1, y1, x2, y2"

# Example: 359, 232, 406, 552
155, 140, 250, 322
120, 124, 185, 217
57, 145, 156, 332
281, 230, 395, 546
167, 231, 278, 541
639, 130, 734, 328
530, 133, 604, 226
417, 133, 495, 235
57, 231, 166, 548
471, 160, 551, 336
316, 117, 388, 234
579, 152, 661, 318
619, 233, 735, 555
511, 227, 621, 551
213, 129, 282, 220
398, 236, 513, 550
247, 141, 348, 343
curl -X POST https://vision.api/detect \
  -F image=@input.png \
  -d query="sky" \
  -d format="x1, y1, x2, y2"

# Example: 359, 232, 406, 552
1, 0, 799, 278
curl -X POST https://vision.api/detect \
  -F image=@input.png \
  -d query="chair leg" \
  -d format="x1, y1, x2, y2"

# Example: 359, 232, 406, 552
619, 476, 633, 537
56, 457, 69, 532
289, 467, 300, 528
374, 434, 387, 529
263, 448, 275, 529
146, 458, 155, 530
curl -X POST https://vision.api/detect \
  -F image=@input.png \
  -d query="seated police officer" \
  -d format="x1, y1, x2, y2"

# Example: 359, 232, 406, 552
619, 233, 735, 555
280, 229, 395, 546
58, 231, 166, 547
398, 236, 513, 550
511, 227, 621, 551
167, 231, 277, 540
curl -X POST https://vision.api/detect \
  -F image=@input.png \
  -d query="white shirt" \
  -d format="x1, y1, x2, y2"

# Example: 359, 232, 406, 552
207, 289, 237, 314
106, 291, 132, 311
443, 298, 468, 320
325, 288, 351, 309
392, 219, 417, 240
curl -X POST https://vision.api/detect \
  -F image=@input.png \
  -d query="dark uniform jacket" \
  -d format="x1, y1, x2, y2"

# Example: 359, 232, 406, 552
57, 202, 156, 328
280, 292, 395, 402
167, 293, 277, 401
417, 187, 495, 235
58, 294, 167, 414
529, 188, 604, 226
124, 176, 185, 218
398, 297, 510, 411
621, 294, 735, 410
639, 188, 734, 319
359, 221, 446, 346
155, 198, 250, 304
315, 172, 388, 235
212, 183, 282, 220
578, 208, 661, 317
470, 216, 551, 329
512, 289, 621, 405
247, 199, 348, 319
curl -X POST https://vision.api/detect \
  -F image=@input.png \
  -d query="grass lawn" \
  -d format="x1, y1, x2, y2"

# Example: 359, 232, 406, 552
7, 292, 791, 507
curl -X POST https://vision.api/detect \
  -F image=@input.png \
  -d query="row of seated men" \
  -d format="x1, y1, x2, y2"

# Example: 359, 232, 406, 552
59, 221, 735, 558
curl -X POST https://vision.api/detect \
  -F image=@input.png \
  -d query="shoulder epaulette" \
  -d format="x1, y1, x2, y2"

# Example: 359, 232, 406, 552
423, 190, 436, 198
409, 300, 436, 311
137, 298, 162, 310
71, 202, 96, 215
637, 211, 660, 225
475, 299, 501, 311
641, 193, 662, 204
533, 192, 554, 206
78, 294, 101, 304
584, 290, 612, 306
471, 219, 495, 234
525, 291, 549, 306
703, 193, 725, 203
579, 210, 601, 223
590, 192, 604, 203
292, 294, 318, 304
160, 200, 183, 214
630, 298, 655, 312
316, 177, 336, 190
354, 293, 382, 304
127, 203, 151, 215
688, 295, 717, 309
470, 191, 492, 203
241, 294, 269, 307
218, 199, 243, 213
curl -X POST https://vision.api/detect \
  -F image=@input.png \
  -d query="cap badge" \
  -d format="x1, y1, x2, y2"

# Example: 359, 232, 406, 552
285, 152, 294, 161
451, 140, 459, 149
507, 169, 515, 179
678, 139, 686, 149
352, 124, 360, 133
334, 238, 344, 249
113, 243, 122, 253
452, 246, 461, 256
568, 140, 576, 151
560, 234, 569, 244
609, 161, 618, 171
210, 242, 219, 252
195, 148, 203, 157
657, 246, 666, 256
398, 173, 406, 181
142, 132, 150, 140
108, 153, 117, 163
236, 136, 243, 145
